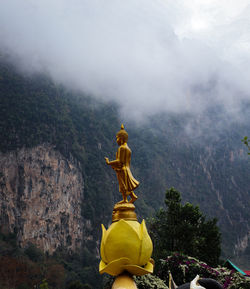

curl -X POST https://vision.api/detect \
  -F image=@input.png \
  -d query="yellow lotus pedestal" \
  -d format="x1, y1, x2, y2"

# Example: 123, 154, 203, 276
99, 203, 154, 288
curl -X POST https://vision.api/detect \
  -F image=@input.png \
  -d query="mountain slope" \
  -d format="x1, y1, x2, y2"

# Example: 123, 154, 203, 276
0, 59, 249, 270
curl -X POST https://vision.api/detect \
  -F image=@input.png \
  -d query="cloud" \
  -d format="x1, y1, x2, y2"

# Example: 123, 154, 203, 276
0, 0, 250, 121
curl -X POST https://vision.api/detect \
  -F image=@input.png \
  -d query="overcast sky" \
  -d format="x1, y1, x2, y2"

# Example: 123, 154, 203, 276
1, 0, 250, 121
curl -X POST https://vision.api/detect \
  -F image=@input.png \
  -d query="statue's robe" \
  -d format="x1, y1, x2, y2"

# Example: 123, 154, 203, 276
114, 143, 139, 195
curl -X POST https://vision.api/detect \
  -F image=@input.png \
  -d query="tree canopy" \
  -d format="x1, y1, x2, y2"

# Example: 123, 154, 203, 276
242, 136, 250, 155
149, 187, 221, 266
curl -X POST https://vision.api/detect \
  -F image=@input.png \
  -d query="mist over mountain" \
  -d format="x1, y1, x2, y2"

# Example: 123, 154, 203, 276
1, 0, 250, 121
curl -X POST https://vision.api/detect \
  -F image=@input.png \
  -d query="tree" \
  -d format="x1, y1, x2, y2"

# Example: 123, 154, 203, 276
149, 187, 221, 266
242, 136, 250, 155
40, 279, 49, 289
67, 280, 85, 289
24, 243, 44, 262
45, 263, 65, 289
0, 256, 41, 289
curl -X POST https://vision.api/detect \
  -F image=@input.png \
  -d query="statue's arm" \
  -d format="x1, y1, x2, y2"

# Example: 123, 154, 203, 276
118, 146, 126, 164
107, 159, 121, 167
105, 147, 124, 168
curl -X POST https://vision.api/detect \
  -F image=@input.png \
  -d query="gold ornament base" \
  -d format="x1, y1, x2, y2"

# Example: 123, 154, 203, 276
112, 272, 137, 289
112, 202, 137, 222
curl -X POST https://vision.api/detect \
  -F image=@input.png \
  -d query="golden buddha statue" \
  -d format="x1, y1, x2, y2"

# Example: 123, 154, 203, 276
105, 124, 139, 204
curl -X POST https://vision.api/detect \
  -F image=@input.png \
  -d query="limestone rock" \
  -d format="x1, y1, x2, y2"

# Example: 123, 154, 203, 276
0, 144, 84, 254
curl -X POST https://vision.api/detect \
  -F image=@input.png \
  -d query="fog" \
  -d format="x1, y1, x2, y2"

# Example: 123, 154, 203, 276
1, 0, 250, 121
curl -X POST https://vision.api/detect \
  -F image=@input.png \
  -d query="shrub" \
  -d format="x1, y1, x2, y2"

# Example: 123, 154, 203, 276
134, 274, 168, 289
158, 253, 250, 289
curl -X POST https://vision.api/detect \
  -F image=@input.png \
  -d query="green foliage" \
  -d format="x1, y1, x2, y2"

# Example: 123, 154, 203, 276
158, 253, 250, 289
103, 274, 168, 289
24, 243, 44, 262
149, 187, 221, 266
0, 232, 74, 289
102, 275, 115, 289
134, 274, 168, 289
67, 280, 85, 289
242, 136, 250, 155
0, 68, 82, 161
40, 279, 49, 289
82, 285, 92, 289
0, 231, 19, 254
52, 247, 102, 288
17, 284, 30, 289
67, 281, 92, 289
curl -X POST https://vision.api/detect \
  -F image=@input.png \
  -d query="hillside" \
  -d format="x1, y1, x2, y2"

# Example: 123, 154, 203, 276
0, 57, 249, 275
128, 113, 250, 267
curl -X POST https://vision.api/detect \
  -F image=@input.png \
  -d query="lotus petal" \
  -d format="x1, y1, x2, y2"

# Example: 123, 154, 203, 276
100, 224, 107, 263
103, 220, 141, 264
99, 257, 131, 276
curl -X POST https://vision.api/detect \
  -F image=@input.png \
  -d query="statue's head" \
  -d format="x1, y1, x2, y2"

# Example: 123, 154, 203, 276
116, 124, 128, 144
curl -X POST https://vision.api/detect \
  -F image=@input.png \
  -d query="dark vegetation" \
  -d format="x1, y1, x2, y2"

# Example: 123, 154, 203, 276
149, 188, 221, 268
158, 253, 250, 289
242, 136, 250, 155
0, 231, 99, 288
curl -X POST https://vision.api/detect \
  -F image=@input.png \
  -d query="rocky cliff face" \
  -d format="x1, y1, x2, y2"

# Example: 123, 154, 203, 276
0, 144, 84, 254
